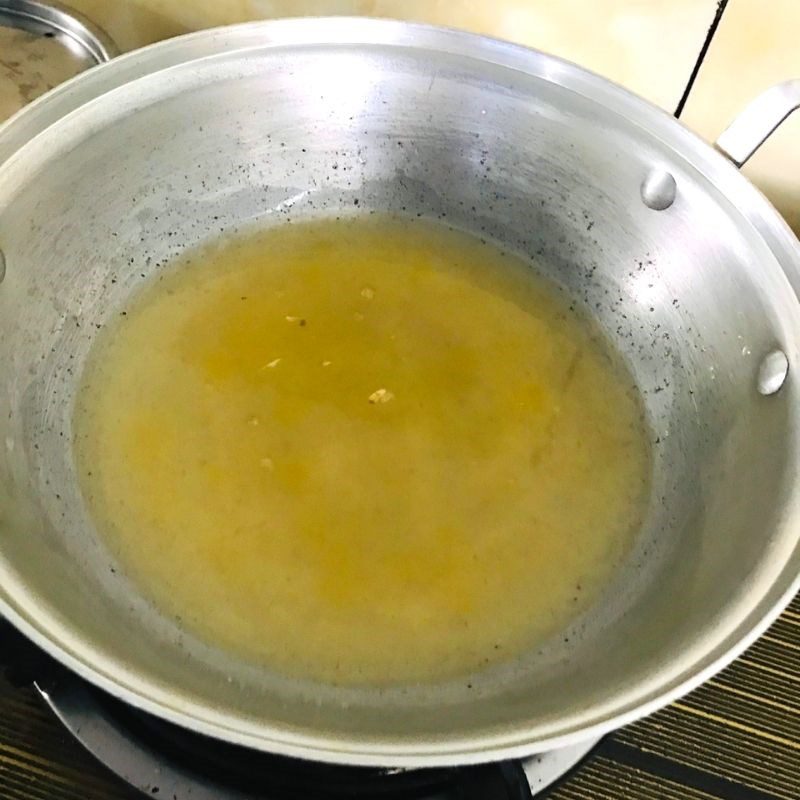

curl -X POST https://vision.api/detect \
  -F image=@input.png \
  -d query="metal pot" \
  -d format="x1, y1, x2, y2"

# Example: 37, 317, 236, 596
0, 17, 799, 767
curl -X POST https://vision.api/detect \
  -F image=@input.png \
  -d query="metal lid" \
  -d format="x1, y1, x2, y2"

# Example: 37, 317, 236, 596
0, 0, 117, 122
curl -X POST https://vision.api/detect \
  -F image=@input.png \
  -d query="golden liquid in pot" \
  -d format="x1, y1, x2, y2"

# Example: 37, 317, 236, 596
74, 215, 650, 685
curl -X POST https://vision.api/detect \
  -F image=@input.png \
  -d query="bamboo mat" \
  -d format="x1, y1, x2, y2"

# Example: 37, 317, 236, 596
1, 593, 798, 800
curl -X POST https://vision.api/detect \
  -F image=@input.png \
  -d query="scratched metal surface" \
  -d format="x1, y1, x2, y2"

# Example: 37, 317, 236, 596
1, 593, 797, 799
0, 3, 798, 799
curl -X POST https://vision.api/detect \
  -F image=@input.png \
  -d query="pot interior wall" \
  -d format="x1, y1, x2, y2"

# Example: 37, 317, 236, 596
0, 41, 798, 756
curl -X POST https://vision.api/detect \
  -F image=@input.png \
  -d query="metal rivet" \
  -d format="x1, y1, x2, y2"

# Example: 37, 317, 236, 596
641, 170, 676, 210
757, 349, 789, 395
0, 249, 5, 283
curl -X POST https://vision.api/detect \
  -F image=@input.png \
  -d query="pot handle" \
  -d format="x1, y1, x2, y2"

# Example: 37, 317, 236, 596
715, 79, 800, 167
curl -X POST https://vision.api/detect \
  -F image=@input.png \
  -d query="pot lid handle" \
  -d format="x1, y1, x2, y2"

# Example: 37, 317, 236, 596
715, 79, 800, 168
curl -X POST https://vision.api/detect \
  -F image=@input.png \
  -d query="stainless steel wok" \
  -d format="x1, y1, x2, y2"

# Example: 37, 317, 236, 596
0, 17, 799, 767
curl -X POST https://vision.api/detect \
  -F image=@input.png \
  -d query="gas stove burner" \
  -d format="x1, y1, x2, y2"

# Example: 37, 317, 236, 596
34, 668, 599, 799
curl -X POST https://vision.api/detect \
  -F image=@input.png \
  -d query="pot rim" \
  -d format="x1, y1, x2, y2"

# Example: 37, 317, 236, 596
1, 16, 799, 767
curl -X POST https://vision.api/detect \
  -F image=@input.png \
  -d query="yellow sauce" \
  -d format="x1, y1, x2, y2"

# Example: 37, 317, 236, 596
74, 215, 650, 685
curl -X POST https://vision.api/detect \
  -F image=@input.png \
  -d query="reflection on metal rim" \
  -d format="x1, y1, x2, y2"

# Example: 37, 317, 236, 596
0, 0, 118, 63
36, 666, 600, 798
